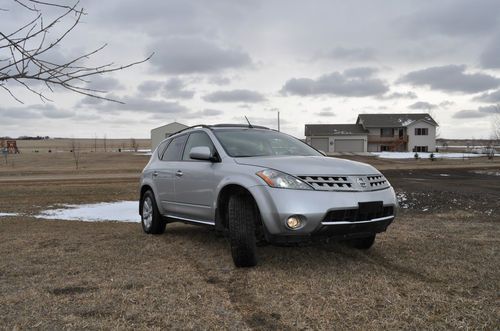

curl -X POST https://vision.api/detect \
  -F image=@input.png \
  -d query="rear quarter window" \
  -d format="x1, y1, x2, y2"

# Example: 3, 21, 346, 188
161, 135, 188, 161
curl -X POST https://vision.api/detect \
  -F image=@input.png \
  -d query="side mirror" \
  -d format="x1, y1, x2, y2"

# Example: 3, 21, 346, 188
189, 146, 213, 161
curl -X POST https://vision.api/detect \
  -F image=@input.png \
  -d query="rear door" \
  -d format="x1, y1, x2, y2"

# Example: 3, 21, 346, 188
172, 131, 217, 222
155, 134, 188, 213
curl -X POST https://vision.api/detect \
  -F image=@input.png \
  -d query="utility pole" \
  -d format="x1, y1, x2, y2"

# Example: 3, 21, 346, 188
278, 111, 280, 132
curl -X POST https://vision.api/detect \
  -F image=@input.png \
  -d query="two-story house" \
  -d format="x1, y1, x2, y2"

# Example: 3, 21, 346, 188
305, 113, 438, 153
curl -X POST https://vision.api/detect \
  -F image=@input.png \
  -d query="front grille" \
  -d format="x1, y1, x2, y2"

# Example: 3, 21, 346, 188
297, 176, 353, 191
366, 175, 388, 188
322, 206, 394, 223
298, 174, 390, 191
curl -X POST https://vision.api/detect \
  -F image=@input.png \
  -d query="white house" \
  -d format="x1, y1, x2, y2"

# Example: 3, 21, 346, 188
305, 113, 438, 153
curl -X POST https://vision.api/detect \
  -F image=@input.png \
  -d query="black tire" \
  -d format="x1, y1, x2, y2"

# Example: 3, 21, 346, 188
141, 190, 166, 235
228, 194, 258, 267
350, 234, 376, 250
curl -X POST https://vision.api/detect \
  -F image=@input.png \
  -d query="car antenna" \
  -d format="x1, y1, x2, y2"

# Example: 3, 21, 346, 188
244, 116, 254, 128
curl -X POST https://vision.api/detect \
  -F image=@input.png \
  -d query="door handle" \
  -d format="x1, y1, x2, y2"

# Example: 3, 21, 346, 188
175, 170, 183, 177
152, 171, 158, 177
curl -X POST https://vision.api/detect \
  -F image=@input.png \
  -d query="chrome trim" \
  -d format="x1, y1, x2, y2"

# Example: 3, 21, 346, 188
321, 215, 394, 226
165, 214, 215, 226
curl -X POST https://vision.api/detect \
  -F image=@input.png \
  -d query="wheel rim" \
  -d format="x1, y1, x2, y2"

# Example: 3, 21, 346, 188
143, 197, 153, 228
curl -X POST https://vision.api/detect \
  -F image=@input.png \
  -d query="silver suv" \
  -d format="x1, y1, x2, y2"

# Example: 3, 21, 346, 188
140, 125, 397, 267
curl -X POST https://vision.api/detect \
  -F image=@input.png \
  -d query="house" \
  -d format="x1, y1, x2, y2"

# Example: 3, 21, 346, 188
304, 124, 369, 153
305, 113, 438, 153
151, 122, 188, 150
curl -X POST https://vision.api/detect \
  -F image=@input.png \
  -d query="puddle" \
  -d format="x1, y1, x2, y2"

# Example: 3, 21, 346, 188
36, 201, 140, 223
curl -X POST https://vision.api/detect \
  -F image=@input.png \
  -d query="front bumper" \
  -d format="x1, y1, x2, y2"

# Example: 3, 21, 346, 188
248, 185, 397, 240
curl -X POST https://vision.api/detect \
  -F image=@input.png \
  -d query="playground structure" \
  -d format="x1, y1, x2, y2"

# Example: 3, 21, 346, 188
0, 140, 20, 154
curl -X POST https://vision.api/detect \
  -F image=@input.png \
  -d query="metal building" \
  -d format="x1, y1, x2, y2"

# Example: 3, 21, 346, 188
150, 122, 188, 151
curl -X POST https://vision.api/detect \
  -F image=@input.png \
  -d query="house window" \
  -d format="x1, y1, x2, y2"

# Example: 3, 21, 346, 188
380, 128, 394, 137
380, 145, 391, 151
415, 128, 428, 136
414, 146, 428, 152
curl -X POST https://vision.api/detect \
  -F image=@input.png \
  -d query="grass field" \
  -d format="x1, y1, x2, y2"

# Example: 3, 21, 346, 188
0, 152, 499, 329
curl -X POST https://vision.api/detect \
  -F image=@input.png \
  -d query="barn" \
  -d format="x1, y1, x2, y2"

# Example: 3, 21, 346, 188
150, 122, 188, 151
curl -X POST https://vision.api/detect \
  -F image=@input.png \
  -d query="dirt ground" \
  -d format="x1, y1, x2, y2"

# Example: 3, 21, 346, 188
0, 152, 499, 330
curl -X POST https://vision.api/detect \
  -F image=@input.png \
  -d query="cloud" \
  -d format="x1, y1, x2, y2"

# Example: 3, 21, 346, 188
185, 109, 223, 118
163, 78, 195, 99
319, 46, 375, 61
203, 89, 266, 103
453, 110, 490, 119
474, 89, 500, 103
0, 104, 74, 120
408, 101, 438, 110
403, 0, 500, 37
478, 105, 500, 114
452, 105, 499, 119
281, 68, 389, 97
79, 94, 189, 115
86, 75, 124, 92
480, 35, 500, 69
137, 81, 163, 97
208, 76, 231, 86
317, 110, 335, 117
149, 36, 252, 74
378, 91, 418, 100
398, 65, 500, 93
439, 100, 455, 108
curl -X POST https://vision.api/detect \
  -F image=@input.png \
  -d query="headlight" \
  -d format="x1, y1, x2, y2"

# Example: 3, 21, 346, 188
256, 169, 313, 190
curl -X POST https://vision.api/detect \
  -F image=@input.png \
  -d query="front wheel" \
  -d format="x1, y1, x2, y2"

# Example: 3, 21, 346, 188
141, 190, 166, 234
228, 195, 258, 267
350, 234, 376, 249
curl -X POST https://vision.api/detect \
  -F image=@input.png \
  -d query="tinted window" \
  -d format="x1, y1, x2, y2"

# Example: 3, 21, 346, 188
162, 135, 188, 161
156, 140, 170, 159
214, 129, 321, 157
182, 131, 215, 160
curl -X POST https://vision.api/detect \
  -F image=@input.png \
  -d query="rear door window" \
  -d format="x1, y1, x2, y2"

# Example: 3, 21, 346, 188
161, 135, 188, 161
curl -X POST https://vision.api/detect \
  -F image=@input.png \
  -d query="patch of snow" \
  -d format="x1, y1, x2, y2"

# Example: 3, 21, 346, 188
471, 170, 500, 176
135, 152, 152, 156
396, 192, 409, 209
0, 212, 18, 217
372, 152, 482, 159
439, 174, 450, 177
400, 119, 414, 126
37, 201, 140, 223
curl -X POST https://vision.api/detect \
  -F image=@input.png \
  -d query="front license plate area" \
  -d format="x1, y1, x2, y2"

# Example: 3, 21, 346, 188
357, 201, 383, 221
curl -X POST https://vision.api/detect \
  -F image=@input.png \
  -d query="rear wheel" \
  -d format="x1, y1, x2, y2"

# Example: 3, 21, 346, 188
141, 190, 166, 234
228, 194, 258, 267
350, 234, 376, 249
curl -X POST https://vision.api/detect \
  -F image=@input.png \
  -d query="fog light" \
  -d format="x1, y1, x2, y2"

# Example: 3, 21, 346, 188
286, 216, 302, 229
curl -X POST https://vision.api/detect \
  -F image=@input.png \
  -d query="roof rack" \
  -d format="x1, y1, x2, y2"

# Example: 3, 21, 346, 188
210, 124, 270, 129
170, 123, 270, 136
170, 124, 212, 136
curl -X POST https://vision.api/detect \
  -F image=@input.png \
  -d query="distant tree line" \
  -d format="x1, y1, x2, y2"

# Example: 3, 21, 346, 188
0, 135, 50, 140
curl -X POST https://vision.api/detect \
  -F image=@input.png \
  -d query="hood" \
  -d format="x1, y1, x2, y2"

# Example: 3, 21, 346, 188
234, 156, 379, 176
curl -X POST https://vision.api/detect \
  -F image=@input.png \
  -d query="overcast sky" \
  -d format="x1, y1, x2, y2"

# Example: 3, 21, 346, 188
1, 0, 500, 139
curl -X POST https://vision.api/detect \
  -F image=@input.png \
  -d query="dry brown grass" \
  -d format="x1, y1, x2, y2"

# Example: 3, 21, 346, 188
0, 153, 498, 330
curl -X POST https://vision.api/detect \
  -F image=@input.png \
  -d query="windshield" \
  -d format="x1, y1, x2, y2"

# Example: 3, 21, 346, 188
214, 129, 322, 157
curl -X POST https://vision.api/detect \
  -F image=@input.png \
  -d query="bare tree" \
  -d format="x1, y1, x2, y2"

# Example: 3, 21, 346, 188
0, 0, 152, 103
130, 138, 139, 152
70, 138, 81, 169
103, 134, 107, 152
